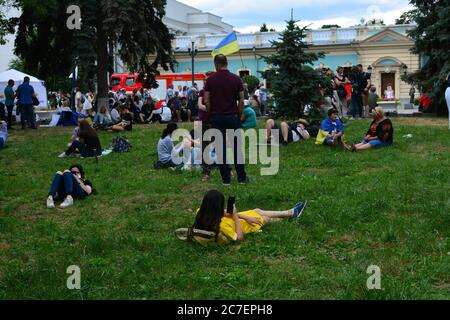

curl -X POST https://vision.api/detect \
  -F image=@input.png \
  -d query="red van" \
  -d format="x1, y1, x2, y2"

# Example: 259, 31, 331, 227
110, 74, 143, 93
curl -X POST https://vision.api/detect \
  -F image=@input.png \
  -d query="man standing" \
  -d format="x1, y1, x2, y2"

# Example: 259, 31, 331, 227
4, 80, 15, 129
17, 76, 36, 129
358, 64, 372, 118
204, 54, 248, 185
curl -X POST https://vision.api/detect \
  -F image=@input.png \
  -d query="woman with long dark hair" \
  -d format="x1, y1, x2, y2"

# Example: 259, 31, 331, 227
155, 122, 183, 168
185, 190, 308, 245
59, 120, 102, 158
46, 164, 94, 209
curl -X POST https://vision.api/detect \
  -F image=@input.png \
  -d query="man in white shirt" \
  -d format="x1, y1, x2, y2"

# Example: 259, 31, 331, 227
149, 102, 172, 124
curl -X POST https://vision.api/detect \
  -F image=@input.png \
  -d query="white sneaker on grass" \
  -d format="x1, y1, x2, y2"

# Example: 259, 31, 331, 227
59, 196, 74, 209
58, 152, 68, 158
47, 196, 55, 209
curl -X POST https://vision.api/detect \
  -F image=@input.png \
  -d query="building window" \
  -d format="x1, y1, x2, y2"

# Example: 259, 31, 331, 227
238, 69, 251, 78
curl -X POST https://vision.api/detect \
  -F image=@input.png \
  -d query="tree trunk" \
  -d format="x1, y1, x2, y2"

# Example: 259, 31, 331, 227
96, 20, 109, 109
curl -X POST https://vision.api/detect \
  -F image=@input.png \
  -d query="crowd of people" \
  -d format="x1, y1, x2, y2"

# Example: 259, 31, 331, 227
3, 59, 449, 246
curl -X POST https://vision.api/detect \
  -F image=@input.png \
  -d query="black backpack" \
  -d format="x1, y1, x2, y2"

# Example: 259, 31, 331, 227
112, 136, 131, 153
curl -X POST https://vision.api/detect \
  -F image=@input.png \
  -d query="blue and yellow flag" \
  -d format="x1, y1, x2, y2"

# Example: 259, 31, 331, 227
211, 32, 240, 57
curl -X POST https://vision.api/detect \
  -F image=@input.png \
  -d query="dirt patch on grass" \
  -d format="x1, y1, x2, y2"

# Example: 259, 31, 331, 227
326, 234, 354, 245
304, 168, 332, 175
395, 118, 448, 127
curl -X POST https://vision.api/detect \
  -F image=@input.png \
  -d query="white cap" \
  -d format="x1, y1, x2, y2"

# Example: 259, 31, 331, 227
244, 100, 250, 106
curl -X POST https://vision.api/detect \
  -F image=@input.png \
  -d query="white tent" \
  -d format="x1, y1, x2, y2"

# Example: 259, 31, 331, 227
0, 69, 48, 108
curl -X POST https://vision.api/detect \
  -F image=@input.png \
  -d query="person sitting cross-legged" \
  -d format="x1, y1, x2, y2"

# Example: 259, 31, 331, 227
315, 108, 346, 148
346, 107, 394, 152
181, 190, 308, 246
46, 164, 95, 209
59, 120, 102, 158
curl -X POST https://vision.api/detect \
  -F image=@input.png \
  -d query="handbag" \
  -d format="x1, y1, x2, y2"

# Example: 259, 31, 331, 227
32, 96, 39, 106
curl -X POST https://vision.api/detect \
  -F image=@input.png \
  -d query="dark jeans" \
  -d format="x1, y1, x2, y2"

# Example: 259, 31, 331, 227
0, 137, 4, 149
351, 93, 362, 118
210, 114, 247, 184
21, 104, 36, 128
6, 105, 14, 128
48, 172, 85, 200
201, 123, 212, 176
66, 140, 98, 158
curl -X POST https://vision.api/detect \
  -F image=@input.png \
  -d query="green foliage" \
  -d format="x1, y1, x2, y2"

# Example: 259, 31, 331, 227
395, 10, 416, 25
0, 120, 449, 299
241, 75, 260, 93
262, 20, 324, 118
260, 23, 276, 32
6, 0, 174, 97
8, 57, 25, 72
403, 0, 450, 115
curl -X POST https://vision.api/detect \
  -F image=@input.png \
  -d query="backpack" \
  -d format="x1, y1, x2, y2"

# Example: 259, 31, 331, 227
112, 135, 131, 153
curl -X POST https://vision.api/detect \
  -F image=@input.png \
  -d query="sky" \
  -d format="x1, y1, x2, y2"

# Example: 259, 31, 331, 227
178, 0, 413, 32
0, 1, 414, 72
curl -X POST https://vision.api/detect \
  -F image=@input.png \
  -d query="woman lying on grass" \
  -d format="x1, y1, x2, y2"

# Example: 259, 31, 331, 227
346, 107, 394, 152
46, 164, 94, 209
181, 190, 307, 245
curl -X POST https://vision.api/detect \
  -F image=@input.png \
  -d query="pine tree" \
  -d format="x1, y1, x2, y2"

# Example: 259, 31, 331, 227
404, 0, 450, 115
262, 20, 324, 118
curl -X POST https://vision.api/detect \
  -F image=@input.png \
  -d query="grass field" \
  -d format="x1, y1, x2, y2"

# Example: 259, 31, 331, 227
0, 118, 449, 300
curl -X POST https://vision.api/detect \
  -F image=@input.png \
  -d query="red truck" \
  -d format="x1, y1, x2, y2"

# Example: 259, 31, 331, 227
110, 73, 206, 99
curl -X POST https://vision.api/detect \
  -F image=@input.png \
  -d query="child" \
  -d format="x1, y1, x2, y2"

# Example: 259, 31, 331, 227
368, 86, 380, 113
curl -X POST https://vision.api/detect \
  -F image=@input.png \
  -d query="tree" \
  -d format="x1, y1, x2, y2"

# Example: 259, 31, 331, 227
3, 0, 175, 107
0, 0, 17, 45
395, 10, 417, 25
366, 18, 385, 26
262, 20, 325, 118
8, 57, 25, 72
402, 0, 450, 115
260, 23, 276, 32
321, 24, 341, 29
241, 75, 260, 94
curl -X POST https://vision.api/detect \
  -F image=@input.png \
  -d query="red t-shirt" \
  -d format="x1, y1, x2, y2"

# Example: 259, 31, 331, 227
204, 70, 244, 115
419, 95, 431, 109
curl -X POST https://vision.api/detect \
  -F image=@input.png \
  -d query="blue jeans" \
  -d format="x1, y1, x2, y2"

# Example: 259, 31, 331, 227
0, 137, 4, 149
210, 114, 247, 184
66, 140, 98, 158
21, 104, 36, 128
351, 93, 362, 118
48, 172, 85, 199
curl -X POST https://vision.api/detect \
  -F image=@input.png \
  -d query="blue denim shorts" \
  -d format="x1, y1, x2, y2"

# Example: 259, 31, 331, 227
363, 139, 390, 148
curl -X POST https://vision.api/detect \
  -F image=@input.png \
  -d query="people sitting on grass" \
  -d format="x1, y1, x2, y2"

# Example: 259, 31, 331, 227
110, 102, 122, 123
93, 105, 113, 128
266, 118, 317, 145
46, 164, 94, 209
181, 190, 308, 245
111, 106, 133, 132
139, 98, 155, 123
315, 108, 346, 148
346, 107, 394, 152
240, 100, 257, 129
0, 121, 8, 149
59, 120, 102, 158
148, 102, 172, 124
155, 122, 183, 169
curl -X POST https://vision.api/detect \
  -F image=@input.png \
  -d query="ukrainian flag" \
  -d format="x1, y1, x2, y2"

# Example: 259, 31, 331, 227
211, 32, 240, 57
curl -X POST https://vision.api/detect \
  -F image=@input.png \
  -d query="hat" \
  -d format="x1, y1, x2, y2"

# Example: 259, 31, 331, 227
244, 100, 250, 106
295, 118, 310, 126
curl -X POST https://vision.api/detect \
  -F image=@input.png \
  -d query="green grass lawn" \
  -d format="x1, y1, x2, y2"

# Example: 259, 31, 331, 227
0, 118, 449, 300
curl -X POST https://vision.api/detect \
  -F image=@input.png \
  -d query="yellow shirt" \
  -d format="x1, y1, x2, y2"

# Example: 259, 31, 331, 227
193, 210, 265, 246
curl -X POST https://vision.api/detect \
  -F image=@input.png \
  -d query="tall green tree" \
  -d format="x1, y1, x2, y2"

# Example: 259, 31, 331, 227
403, 0, 449, 115
2, 0, 175, 106
262, 20, 324, 118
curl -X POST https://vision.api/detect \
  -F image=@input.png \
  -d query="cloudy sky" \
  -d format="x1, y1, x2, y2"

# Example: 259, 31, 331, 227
178, 0, 413, 32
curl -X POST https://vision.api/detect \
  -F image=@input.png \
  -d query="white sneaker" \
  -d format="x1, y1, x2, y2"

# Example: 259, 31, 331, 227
59, 196, 74, 209
47, 196, 55, 209
58, 152, 68, 158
